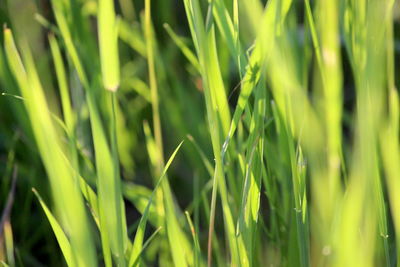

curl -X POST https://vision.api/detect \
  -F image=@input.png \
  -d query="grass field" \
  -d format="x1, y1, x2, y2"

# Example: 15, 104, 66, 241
0, 0, 400, 266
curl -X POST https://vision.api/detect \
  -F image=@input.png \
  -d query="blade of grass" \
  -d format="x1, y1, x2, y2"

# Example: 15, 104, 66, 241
4, 28, 96, 267
98, 0, 120, 91
183, 1, 242, 266
128, 141, 184, 266
131, 227, 162, 267
184, 211, 201, 267
145, 1, 194, 265
50, 2, 129, 264
236, 79, 266, 267
163, 23, 200, 72
32, 189, 73, 267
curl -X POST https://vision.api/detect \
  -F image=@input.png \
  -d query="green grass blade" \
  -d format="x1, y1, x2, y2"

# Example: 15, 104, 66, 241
185, 211, 201, 267
98, 0, 120, 91
128, 141, 184, 266
145, 1, 194, 265
48, 34, 74, 133
131, 227, 162, 267
143, 121, 193, 267
183, 1, 242, 266
163, 23, 200, 72
32, 189, 73, 267
236, 80, 266, 267
87, 91, 127, 266
4, 28, 96, 267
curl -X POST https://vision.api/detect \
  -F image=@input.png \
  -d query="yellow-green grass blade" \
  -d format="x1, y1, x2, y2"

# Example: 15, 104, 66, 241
144, 0, 164, 171
220, 0, 290, 158
241, 2, 325, 265
128, 141, 184, 267
45, 108, 102, 229
50, 0, 89, 88
123, 184, 164, 227
300, 0, 344, 262
316, 0, 343, 201
382, 8, 397, 264
130, 227, 162, 267
118, 20, 147, 58
50, 1, 128, 263
48, 34, 74, 134
123, 78, 151, 102
163, 23, 200, 72
380, 89, 400, 265
185, 211, 201, 267
183, 1, 242, 265
3, 221, 14, 267
184, 0, 231, 136
48, 34, 97, 235
186, 135, 214, 177
49, 6, 113, 262
32, 189, 73, 267
3, 88, 99, 232
212, 0, 246, 73
236, 80, 266, 267
145, 1, 194, 265
87, 91, 127, 266
338, 1, 389, 266
143, 122, 193, 267
98, 0, 120, 91
4, 28, 96, 267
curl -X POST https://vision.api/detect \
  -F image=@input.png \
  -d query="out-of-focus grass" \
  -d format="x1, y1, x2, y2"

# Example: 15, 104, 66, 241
0, 0, 400, 266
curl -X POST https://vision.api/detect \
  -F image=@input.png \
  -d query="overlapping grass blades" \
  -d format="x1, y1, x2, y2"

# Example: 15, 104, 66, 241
129, 140, 184, 266
4, 29, 96, 267
144, 0, 194, 266
2, 0, 400, 266
183, 0, 241, 265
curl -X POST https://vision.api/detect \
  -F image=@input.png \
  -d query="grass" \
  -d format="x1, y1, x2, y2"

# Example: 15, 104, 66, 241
0, 0, 399, 266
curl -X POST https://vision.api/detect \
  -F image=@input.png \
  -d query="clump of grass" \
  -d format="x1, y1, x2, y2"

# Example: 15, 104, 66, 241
0, 0, 399, 266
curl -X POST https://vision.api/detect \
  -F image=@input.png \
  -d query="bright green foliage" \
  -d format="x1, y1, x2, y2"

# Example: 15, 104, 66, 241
4, 28, 96, 267
1, 0, 400, 267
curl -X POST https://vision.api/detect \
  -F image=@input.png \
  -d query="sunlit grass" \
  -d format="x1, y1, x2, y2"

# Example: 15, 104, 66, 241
0, 0, 399, 266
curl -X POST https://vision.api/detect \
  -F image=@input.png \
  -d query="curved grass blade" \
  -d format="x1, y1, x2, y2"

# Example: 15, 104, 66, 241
131, 227, 162, 267
4, 28, 96, 267
128, 141, 184, 266
32, 189, 73, 267
163, 23, 200, 72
